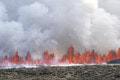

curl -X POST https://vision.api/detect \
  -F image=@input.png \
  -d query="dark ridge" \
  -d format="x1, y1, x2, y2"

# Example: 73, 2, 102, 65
107, 59, 120, 64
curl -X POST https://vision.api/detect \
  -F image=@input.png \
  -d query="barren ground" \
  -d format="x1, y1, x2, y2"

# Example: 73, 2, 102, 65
0, 65, 120, 80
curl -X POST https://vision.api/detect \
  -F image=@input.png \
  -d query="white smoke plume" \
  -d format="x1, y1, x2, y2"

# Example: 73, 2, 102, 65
0, 0, 120, 58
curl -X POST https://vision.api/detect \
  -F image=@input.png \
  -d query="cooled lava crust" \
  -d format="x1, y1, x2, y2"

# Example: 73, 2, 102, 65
0, 65, 120, 80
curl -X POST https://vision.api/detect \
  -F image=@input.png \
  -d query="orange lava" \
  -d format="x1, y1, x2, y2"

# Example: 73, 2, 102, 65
1, 46, 120, 66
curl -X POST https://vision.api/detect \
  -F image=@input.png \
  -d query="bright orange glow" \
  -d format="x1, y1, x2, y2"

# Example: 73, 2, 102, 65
73, 51, 80, 64
78, 54, 85, 64
26, 52, 32, 64
102, 55, 107, 63
117, 48, 120, 59
1, 46, 120, 66
85, 51, 91, 63
19, 57, 24, 64
96, 54, 102, 64
48, 53, 55, 64
13, 51, 19, 64
68, 45, 74, 63
91, 50, 96, 63
107, 51, 115, 62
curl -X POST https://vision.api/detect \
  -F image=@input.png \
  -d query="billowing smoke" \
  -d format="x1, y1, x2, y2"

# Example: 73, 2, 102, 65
0, 0, 120, 58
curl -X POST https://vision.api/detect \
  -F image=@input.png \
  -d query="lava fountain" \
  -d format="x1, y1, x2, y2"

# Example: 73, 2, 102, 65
1, 45, 120, 67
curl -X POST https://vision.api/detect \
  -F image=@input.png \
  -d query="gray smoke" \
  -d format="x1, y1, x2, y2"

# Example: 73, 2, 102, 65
0, 0, 120, 59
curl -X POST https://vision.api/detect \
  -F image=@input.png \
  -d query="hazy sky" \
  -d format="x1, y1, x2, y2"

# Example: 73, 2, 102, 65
0, 0, 119, 58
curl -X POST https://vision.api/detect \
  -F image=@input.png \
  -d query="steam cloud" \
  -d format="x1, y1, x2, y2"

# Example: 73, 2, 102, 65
0, 0, 120, 58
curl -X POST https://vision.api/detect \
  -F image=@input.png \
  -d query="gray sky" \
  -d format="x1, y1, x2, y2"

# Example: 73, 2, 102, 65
0, 0, 119, 59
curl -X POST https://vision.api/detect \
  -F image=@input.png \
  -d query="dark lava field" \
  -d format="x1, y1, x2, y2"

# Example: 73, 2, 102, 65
0, 65, 120, 80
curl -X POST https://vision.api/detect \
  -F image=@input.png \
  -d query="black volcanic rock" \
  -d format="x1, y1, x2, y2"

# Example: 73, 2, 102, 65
107, 59, 120, 64
0, 65, 120, 80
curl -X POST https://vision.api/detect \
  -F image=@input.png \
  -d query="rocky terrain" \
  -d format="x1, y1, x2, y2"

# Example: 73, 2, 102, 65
0, 65, 120, 80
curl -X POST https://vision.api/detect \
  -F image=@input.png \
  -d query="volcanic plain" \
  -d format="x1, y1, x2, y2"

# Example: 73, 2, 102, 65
0, 65, 120, 80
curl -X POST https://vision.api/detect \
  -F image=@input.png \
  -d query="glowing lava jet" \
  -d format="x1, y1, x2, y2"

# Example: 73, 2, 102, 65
1, 46, 120, 66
